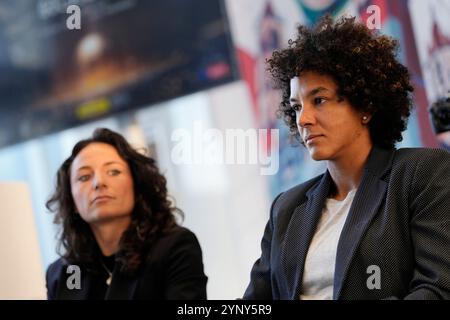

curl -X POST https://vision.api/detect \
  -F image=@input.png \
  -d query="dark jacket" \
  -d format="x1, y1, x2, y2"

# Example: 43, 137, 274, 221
244, 147, 450, 299
46, 226, 207, 299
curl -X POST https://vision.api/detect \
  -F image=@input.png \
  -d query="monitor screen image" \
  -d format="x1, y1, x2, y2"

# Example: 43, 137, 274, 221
0, 0, 238, 148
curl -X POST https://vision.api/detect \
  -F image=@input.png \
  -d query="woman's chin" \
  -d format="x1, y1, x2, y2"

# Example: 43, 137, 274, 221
85, 210, 131, 224
308, 147, 328, 161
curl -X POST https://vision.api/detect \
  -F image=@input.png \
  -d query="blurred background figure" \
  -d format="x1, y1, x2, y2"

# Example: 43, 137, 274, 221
429, 90, 450, 151
46, 128, 207, 299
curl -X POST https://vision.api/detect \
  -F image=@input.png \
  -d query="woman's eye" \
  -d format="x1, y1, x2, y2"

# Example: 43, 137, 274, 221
78, 175, 90, 182
314, 97, 326, 105
291, 104, 301, 111
108, 169, 121, 176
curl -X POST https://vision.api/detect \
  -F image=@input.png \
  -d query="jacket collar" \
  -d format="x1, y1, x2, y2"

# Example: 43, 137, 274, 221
333, 146, 394, 299
286, 146, 395, 299
284, 169, 332, 299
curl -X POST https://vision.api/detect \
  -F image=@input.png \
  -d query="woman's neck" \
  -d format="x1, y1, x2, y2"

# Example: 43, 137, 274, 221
89, 216, 131, 256
327, 142, 372, 200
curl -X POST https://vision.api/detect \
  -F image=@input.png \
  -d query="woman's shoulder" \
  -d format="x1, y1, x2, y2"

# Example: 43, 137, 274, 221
45, 257, 69, 299
46, 257, 82, 281
142, 225, 203, 266
148, 225, 201, 254
392, 147, 450, 186
47, 257, 68, 275
157, 225, 200, 245
274, 174, 324, 206
391, 147, 450, 176
46, 257, 73, 283
394, 147, 450, 163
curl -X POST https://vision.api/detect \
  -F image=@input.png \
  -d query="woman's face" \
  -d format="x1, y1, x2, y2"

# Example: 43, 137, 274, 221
290, 71, 371, 161
70, 142, 135, 225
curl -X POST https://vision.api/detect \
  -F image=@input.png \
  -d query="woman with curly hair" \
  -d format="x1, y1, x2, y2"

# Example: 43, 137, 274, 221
45, 128, 207, 299
244, 15, 450, 300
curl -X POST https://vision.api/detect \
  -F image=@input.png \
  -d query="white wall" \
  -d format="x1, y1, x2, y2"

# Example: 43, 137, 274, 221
0, 183, 46, 299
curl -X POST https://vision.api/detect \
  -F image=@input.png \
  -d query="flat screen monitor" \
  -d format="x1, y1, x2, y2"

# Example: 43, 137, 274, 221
0, 0, 238, 148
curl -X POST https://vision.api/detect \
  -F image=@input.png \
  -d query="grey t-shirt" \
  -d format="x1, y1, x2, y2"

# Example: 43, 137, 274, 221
300, 189, 357, 300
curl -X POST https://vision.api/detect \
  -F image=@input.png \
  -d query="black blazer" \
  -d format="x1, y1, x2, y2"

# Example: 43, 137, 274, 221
46, 226, 207, 299
244, 146, 450, 299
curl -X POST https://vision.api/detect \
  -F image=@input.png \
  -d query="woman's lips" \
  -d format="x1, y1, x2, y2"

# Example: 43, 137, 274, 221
306, 135, 323, 144
92, 196, 114, 204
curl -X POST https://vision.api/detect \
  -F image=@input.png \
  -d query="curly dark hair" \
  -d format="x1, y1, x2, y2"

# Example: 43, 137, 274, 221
46, 128, 182, 274
268, 15, 414, 149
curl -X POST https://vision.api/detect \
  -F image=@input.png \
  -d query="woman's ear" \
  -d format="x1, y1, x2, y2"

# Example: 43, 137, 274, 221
361, 113, 372, 124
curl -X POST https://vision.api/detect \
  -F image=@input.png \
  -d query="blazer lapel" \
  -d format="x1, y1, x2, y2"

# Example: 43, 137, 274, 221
105, 263, 139, 300
282, 171, 332, 299
333, 147, 394, 299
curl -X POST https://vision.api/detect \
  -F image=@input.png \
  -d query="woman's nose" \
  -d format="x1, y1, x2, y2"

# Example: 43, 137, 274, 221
92, 173, 107, 190
297, 105, 315, 128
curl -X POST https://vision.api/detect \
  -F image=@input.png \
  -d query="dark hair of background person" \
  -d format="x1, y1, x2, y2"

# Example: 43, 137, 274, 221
46, 128, 183, 274
268, 15, 414, 149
